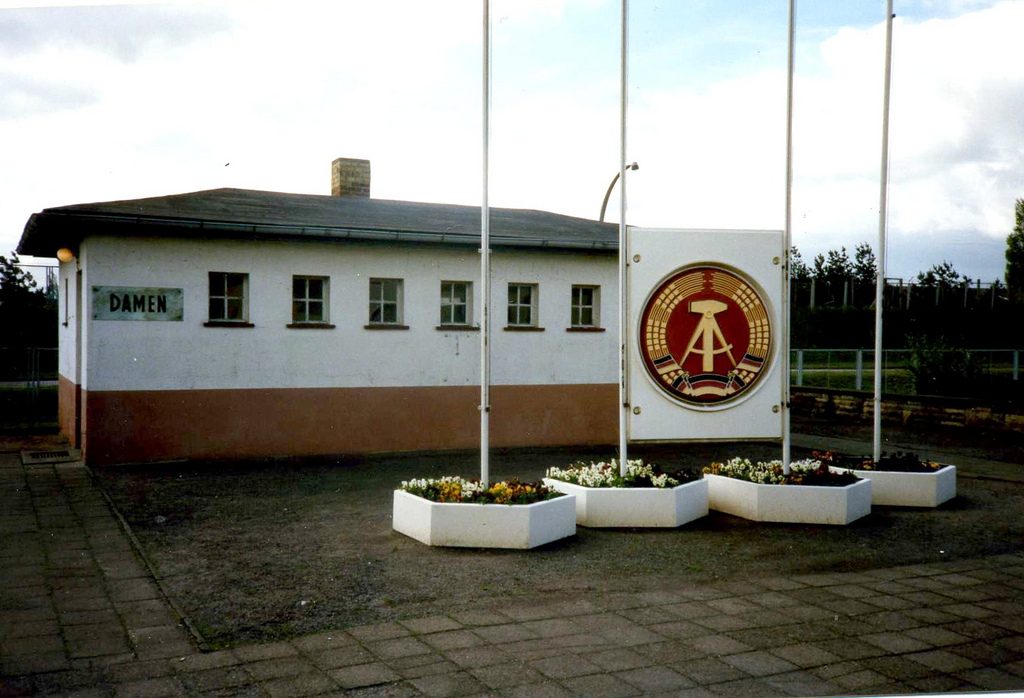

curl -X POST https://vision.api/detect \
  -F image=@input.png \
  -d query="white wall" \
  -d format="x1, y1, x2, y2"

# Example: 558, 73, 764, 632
80, 235, 618, 392
57, 259, 77, 381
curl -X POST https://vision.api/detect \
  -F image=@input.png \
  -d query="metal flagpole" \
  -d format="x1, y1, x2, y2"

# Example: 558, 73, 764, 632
480, 0, 492, 486
618, 0, 629, 477
873, 0, 894, 464
781, 0, 795, 474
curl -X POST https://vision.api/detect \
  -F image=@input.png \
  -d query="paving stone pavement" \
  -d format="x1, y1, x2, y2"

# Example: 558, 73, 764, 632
2, 451, 1024, 697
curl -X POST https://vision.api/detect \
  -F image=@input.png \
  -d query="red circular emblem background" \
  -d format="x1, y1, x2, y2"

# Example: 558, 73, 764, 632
639, 265, 773, 406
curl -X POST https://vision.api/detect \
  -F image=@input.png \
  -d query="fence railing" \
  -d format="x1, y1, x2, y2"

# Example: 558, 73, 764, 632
791, 348, 1021, 399
1, 345, 1020, 420
791, 278, 1008, 311
13, 263, 58, 296
0, 346, 58, 383
0, 347, 58, 428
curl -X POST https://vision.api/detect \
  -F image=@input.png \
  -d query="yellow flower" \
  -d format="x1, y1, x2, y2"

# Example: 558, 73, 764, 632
437, 480, 462, 503
487, 482, 513, 504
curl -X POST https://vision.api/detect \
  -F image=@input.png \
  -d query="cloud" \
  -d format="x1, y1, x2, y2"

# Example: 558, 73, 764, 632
0, 1, 490, 252
0, 4, 233, 62
576, 0, 1022, 283
886, 2, 1024, 245
0, 69, 95, 118
626, 69, 788, 231
770, 2, 1022, 279
1, 0, 1018, 286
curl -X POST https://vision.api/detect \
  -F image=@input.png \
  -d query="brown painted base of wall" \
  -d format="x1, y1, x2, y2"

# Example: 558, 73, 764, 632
791, 387, 1024, 434
58, 375, 80, 448
81, 384, 618, 466
75, 383, 1023, 466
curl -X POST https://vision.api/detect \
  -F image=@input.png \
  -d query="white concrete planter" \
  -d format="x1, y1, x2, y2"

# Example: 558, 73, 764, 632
392, 490, 576, 549
542, 478, 708, 528
829, 464, 956, 507
705, 474, 872, 525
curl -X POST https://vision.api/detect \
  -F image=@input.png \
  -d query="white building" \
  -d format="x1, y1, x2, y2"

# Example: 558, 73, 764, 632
18, 159, 621, 465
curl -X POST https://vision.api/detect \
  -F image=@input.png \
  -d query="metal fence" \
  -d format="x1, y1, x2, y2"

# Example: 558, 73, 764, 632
1, 344, 1020, 430
791, 278, 1007, 311
792, 348, 1021, 398
13, 263, 58, 296
0, 347, 58, 429
0, 346, 58, 382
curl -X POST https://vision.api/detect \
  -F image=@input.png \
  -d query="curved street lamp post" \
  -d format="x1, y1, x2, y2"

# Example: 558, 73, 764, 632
599, 162, 638, 222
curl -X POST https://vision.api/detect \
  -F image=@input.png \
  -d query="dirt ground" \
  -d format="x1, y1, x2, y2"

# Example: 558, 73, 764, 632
90, 423, 1024, 650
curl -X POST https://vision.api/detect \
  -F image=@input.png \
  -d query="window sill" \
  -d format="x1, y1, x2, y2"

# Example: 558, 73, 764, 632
504, 326, 545, 332
287, 323, 336, 329
436, 325, 480, 332
364, 324, 410, 330
204, 321, 254, 328
566, 326, 606, 333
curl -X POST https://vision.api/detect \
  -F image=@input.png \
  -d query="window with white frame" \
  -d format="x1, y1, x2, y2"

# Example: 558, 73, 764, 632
208, 272, 248, 323
571, 285, 600, 328
440, 281, 471, 326
292, 276, 329, 324
507, 283, 538, 327
368, 278, 403, 325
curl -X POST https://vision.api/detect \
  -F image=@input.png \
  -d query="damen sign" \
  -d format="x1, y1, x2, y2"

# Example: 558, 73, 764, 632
92, 286, 183, 321
638, 265, 772, 406
627, 228, 784, 442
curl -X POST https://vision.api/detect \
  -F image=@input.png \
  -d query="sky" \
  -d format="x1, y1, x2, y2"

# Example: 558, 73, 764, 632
2, 0, 1021, 284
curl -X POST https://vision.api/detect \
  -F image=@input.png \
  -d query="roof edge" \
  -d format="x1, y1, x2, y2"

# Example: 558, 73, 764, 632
19, 209, 620, 256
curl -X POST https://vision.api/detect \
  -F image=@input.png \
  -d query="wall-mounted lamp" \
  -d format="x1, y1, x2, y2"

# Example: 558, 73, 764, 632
56, 248, 76, 263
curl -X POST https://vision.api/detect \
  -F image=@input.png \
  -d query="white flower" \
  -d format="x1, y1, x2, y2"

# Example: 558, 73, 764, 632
708, 457, 831, 484
546, 458, 679, 488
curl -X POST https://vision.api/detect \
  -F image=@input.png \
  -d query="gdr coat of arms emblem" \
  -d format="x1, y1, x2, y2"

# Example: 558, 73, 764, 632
638, 264, 773, 407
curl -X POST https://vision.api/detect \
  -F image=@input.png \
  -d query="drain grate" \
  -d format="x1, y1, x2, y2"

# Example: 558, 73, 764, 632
21, 449, 81, 465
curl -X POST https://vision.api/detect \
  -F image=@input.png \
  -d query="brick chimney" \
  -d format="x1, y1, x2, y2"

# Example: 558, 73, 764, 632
331, 158, 371, 198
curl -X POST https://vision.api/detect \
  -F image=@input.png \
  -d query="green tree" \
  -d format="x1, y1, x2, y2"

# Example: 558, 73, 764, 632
789, 246, 811, 281
916, 261, 968, 287
853, 242, 877, 283
812, 253, 825, 278
1006, 198, 1024, 303
813, 246, 853, 281
0, 252, 57, 348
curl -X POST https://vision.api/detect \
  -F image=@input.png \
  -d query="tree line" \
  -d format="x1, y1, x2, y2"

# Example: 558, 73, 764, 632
1007, 198, 1024, 303
793, 196, 1024, 297
2, 197, 1023, 349
789, 242, 986, 288
0, 252, 57, 348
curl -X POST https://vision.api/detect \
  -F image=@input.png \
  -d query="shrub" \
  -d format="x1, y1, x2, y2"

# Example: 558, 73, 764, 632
907, 334, 982, 397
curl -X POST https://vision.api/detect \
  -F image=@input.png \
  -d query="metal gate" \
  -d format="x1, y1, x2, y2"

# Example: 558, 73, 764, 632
0, 347, 58, 430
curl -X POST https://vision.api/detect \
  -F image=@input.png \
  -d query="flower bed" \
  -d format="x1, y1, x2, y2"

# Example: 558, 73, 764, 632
543, 459, 707, 528
817, 450, 945, 473
399, 476, 559, 504
816, 452, 957, 507
392, 477, 575, 549
704, 457, 860, 486
545, 459, 694, 489
703, 458, 871, 525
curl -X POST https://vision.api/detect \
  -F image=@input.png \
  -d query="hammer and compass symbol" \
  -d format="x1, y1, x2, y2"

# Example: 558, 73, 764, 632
640, 266, 772, 405
679, 300, 736, 373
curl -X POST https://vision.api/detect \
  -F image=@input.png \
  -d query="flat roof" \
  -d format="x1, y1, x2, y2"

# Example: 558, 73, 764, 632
19, 187, 619, 257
